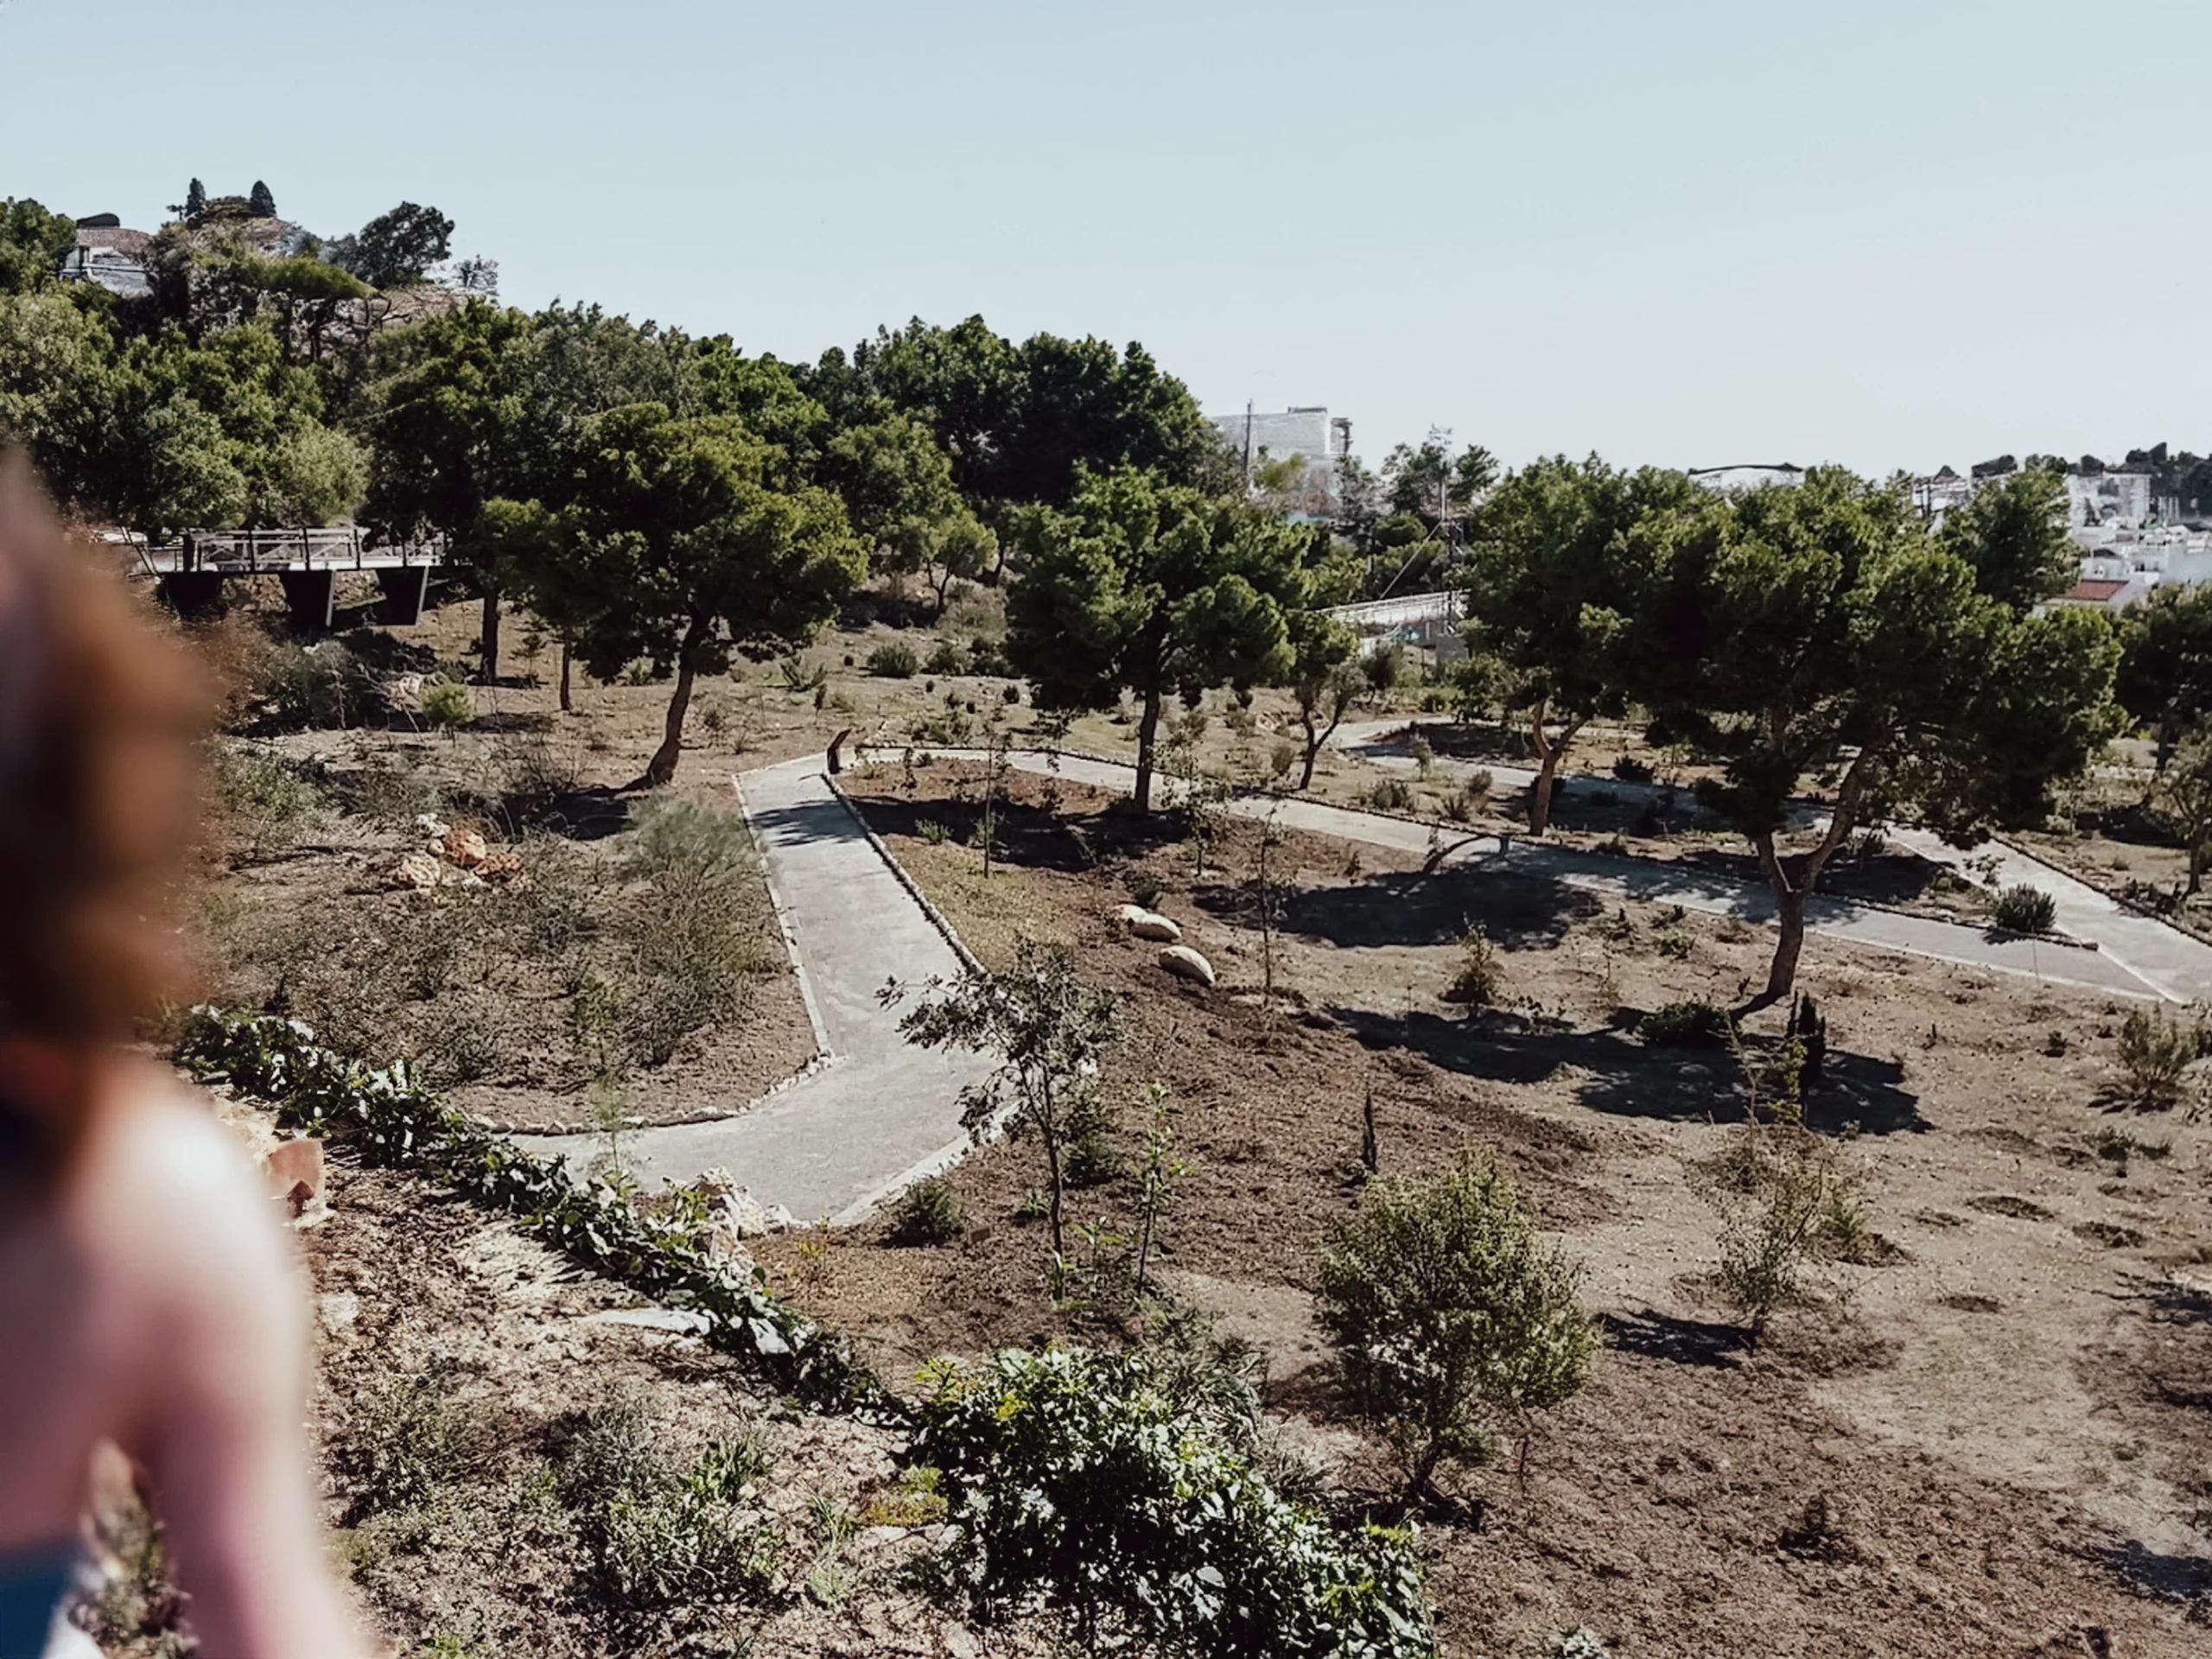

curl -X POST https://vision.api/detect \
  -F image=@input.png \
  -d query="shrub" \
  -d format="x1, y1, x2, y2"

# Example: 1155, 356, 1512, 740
1611, 754, 1654, 784
1695, 1122, 1866, 1338
1408, 734, 1434, 778
1316, 1156, 1595, 1497
1366, 778, 1417, 813
557, 1404, 779, 1610
2118, 1006, 2202, 1103
336, 1366, 490, 1520
1991, 884, 2056, 934
1443, 926, 1503, 1008
250, 638, 383, 729
914, 1346, 1434, 1657
925, 640, 967, 677
1124, 866, 1166, 909
1002, 682, 1021, 704
1640, 1001, 1733, 1046
1270, 740, 1299, 779
214, 747, 323, 858
892, 1174, 964, 1244
868, 642, 919, 678
420, 676, 473, 734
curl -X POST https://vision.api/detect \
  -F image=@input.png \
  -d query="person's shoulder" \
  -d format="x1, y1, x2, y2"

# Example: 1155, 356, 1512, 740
77, 1064, 295, 1306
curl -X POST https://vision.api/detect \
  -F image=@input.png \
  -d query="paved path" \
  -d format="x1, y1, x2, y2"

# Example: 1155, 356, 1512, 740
864, 743, 2181, 1001
1326, 721, 2212, 1002
515, 757, 988, 1222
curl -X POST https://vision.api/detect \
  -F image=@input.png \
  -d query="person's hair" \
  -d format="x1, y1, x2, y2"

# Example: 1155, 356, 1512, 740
0, 458, 209, 1055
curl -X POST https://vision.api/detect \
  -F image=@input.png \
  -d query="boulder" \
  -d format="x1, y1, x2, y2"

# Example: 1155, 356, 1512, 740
388, 850, 443, 890
443, 829, 489, 868
1157, 944, 1217, 988
1116, 903, 1182, 943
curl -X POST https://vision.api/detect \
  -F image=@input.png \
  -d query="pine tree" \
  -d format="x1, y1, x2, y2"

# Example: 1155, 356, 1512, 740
248, 180, 276, 218
184, 178, 207, 221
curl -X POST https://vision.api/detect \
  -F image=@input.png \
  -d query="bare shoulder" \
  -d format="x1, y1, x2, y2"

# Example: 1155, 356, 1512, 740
77, 1064, 296, 1315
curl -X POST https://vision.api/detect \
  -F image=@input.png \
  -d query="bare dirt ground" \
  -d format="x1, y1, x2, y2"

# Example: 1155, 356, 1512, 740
786, 762, 2212, 1657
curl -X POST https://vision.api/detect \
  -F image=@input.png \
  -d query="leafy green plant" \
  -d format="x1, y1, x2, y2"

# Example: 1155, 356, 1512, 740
1695, 1119, 1866, 1339
1991, 883, 2057, 934
1366, 778, 1417, 813
917, 819, 951, 846
868, 641, 920, 678
863, 1465, 948, 1528
336, 1365, 491, 1520
175, 1009, 872, 1401
1124, 866, 1166, 909
591, 1436, 779, 1609
887, 942, 1122, 1257
1408, 733, 1435, 778
215, 747, 323, 859
891, 1174, 964, 1244
1639, 1001, 1733, 1046
914, 1345, 1434, 1656
1316, 1156, 1595, 1497
925, 639, 967, 677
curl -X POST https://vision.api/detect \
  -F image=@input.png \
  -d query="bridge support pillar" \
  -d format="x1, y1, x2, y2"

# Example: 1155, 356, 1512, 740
372, 566, 429, 626
279, 569, 335, 632
155, 572, 225, 618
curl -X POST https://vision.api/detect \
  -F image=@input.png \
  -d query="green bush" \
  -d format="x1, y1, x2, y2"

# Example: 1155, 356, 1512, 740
914, 1345, 1433, 1657
1443, 926, 1503, 1008
336, 1367, 490, 1520
1695, 1123, 1866, 1338
1639, 1001, 1733, 1046
891, 1174, 964, 1244
1316, 1157, 1594, 1497
420, 676, 474, 733
925, 640, 967, 677
1991, 883, 2056, 934
252, 638, 382, 729
214, 747, 324, 857
1124, 866, 1166, 909
2118, 1006, 2202, 1103
1366, 778, 1418, 813
868, 642, 919, 678
1611, 755, 1654, 784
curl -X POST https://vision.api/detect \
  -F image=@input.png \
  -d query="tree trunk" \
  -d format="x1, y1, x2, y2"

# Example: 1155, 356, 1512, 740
1300, 719, 1322, 790
1526, 702, 1581, 836
479, 588, 501, 686
558, 641, 572, 713
645, 659, 696, 786
2190, 841, 2205, 899
1766, 886, 1809, 1002
1043, 1096, 1066, 1259
1133, 686, 1164, 813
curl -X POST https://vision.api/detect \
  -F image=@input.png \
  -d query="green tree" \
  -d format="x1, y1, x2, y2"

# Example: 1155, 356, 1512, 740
1315, 1156, 1595, 1500
327, 201, 454, 289
247, 180, 278, 219
1007, 466, 1307, 810
1461, 456, 1684, 833
175, 178, 209, 223
1936, 463, 2075, 613
505, 403, 865, 785
887, 941, 1121, 1259
2116, 582, 2212, 770
1632, 469, 2122, 1001
0, 199, 78, 296
2152, 725, 2212, 898
1286, 612, 1364, 789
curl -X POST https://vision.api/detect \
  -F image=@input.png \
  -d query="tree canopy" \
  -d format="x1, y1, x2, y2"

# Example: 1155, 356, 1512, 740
326, 201, 454, 289
1630, 468, 2120, 999
1007, 466, 1307, 810
502, 402, 866, 783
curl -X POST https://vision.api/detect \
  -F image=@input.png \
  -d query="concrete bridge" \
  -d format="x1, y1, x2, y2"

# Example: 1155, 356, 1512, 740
146, 527, 448, 628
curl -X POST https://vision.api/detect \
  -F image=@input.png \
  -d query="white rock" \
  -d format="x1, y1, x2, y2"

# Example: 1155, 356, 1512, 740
763, 1203, 798, 1233
1157, 944, 1217, 988
1120, 906, 1182, 943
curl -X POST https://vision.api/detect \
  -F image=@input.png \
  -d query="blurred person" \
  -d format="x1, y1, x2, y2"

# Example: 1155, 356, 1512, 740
0, 461, 365, 1659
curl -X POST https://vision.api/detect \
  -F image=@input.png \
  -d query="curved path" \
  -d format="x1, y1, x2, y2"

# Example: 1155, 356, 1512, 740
514, 756, 988, 1223
865, 742, 2188, 1002
1328, 719, 2212, 1003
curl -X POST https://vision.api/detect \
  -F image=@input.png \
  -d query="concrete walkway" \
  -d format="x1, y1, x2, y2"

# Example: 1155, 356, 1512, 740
1329, 720, 2212, 1003
515, 756, 988, 1223
862, 742, 2181, 1001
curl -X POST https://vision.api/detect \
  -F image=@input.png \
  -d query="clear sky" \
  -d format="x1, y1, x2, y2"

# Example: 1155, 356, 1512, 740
3, 0, 2202, 475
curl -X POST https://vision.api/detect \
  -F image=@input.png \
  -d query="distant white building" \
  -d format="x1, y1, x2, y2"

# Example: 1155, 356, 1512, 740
1209, 406, 1351, 513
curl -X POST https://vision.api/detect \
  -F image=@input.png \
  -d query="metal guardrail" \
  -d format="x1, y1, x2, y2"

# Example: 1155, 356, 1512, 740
141, 527, 448, 574
1323, 590, 1465, 629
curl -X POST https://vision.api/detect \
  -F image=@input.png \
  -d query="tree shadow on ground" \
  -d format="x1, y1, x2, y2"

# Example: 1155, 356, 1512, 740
1600, 1309, 1747, 1370
1326, 1005, 1925, 1135
2088, 1539, 2212, 1603
844, 788, 1185, 876
1243, 867, 1607, 953
1669, 843, 1952, 909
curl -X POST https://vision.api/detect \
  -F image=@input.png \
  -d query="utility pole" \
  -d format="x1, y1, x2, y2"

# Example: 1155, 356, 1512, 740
1244, 399, 1255, 489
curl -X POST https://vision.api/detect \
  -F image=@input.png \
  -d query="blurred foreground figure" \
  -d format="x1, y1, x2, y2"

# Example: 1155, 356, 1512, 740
0, 462, 365, 1659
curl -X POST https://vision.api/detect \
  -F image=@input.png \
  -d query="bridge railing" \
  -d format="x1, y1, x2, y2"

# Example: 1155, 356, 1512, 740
1322, 590, 1465, 629
143, 527, 448, 573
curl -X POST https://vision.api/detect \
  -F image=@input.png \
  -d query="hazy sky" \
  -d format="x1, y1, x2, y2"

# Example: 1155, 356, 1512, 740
3, 0, 2201, 474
